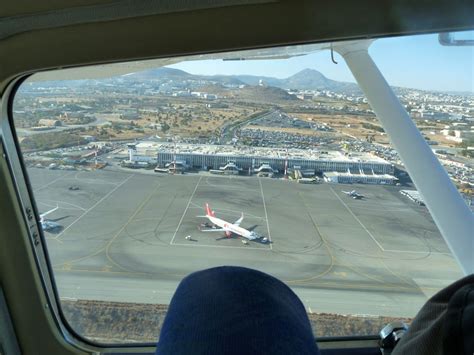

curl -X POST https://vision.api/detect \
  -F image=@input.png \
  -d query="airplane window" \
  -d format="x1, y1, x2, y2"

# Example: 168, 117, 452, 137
11, 32, 471, 344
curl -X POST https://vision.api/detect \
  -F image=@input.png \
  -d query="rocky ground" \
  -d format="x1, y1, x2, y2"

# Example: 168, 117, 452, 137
62, 300, 412, 344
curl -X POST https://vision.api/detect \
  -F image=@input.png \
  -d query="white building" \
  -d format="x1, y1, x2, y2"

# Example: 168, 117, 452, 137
154, 143, 393, 173
323, 171, 397, 185
127, 143, 157, 163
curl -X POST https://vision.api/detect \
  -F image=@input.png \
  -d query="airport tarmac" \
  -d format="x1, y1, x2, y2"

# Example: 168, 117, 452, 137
28, 167, 462, 322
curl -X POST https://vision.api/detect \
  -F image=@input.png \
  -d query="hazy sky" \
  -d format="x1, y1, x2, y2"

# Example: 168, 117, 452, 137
168, 33, 474, 93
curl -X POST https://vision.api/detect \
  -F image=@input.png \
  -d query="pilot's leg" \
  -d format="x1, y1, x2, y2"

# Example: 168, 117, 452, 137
391, 274, 474, 355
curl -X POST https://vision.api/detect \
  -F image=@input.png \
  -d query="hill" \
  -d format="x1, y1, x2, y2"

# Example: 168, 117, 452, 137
232, 85, 298, 103
233, 69, 360, 93
283, 68, 337, 90
123, 67, 359, 93
122, 67, 192, 80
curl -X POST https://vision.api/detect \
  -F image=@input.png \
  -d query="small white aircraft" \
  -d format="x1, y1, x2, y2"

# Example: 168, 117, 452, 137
199, 203, 269, 243
342, 190, 364, 199
39, 205, 61, 231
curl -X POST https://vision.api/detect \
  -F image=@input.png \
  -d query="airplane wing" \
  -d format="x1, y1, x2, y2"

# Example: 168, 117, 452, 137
247, 224, 258, 232
40, 205, 59, 220
233, 213, 244, 227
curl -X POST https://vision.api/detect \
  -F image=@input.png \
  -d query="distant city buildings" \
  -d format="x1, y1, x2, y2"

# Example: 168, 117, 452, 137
15, 68, 474, 190
440, 126, 474, 143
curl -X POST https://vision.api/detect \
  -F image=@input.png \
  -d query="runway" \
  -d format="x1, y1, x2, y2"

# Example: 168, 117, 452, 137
28, 167, 462, 320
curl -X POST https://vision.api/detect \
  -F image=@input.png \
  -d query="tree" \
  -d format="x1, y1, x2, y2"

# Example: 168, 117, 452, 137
461, 149, 474, 158
161, 123, 170, 132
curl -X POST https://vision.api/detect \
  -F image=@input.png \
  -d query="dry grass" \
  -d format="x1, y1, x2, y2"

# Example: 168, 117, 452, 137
62, 300, 412, 344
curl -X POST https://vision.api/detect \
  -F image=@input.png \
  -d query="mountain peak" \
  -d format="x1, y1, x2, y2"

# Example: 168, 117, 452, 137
122, 66, 359, 93
294, 68, 323, 75
289, 69, 327, 80
283, 68, 332, 89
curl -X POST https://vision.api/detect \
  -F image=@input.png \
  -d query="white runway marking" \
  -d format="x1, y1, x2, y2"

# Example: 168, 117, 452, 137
384, 249, 452, 255
330, 186, 384, 251
54, 174, 134, 240
170, 176, 202, 245
73, 172, 120, 185
171, 242, 270, 251
38, 199, 86, 211
329, 187, 451, 256
45, 236, 63, 244
189, 201, 267, 221
35, 171, 72, 191
204, 176, 260, 191
352, 206, 412, 213
258, 178, 272, 250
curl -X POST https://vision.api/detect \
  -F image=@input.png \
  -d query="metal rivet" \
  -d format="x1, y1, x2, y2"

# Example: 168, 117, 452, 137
26, 207, 33, 220
33, 231, 39, 245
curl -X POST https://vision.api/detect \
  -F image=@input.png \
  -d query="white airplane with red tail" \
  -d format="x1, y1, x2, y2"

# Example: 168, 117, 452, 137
199, 203, 269, 243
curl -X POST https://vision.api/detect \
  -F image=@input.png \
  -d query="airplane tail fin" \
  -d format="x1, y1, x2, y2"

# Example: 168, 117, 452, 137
205, 203, 215, 217
234, 212, 244, 226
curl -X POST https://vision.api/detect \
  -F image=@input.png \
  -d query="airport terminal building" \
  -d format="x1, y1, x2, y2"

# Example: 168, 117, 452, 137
323, 171, 398, 185
129, 142, 394, 175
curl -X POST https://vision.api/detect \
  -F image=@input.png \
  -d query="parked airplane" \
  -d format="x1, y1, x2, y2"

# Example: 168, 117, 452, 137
342, 190, 364, 199
40, 205, 61, 231
199, 203, 269, 243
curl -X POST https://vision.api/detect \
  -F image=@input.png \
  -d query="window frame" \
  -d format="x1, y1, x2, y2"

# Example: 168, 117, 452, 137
6, 29, 468, 348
